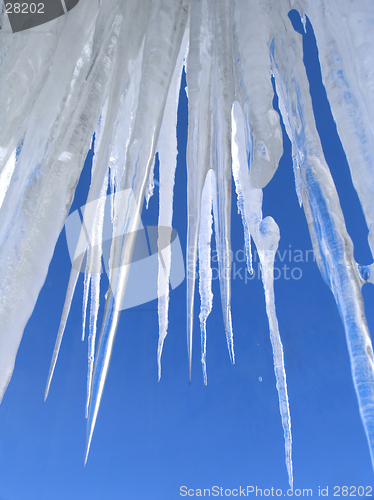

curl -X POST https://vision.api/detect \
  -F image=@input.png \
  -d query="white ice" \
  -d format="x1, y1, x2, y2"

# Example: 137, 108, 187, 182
1, 0, 374, 485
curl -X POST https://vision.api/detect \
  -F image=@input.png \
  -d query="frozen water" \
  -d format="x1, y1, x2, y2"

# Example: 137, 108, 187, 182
1, 0, 374, 486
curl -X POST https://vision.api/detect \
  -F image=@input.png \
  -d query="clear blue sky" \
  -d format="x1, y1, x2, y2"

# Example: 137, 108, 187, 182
0, 11, 373, 500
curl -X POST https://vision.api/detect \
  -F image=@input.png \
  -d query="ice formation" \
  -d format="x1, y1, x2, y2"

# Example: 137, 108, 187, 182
1, 0, 374, 487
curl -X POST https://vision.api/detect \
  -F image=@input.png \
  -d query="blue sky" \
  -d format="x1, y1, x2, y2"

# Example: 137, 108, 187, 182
0, 10, 373, 500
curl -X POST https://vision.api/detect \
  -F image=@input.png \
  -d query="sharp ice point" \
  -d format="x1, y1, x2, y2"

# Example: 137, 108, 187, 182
1, 0, 374, 484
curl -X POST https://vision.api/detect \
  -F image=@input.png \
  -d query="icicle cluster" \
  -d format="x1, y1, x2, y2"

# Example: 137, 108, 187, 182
1, 0, 374, 486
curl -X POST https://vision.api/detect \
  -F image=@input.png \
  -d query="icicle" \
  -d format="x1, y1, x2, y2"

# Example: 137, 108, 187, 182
44, 268, 81, 401
271, 5, 374, 472
45, 156, 109, 401
210, 0, 235, 365
82, 274, 91, 342
82, 101, 109, 342
257, 216, 293, 491
145, 161, 155, 209
86, 273, 100, 417
85, 0, 190, 463
0, 16, 68, 178
233, 0, 283, 190
198, 169, 215, 385
0, 0, 124, 402
156, 25, 189, 381
2, 0, 374, 485
108, 34, 146, 220
186, 0, 213, 381
231, 100, 293, 489
299, 1, 374, 261
84, 169, 108, 416
230, 102, 254, 275
45, 2, 149, 400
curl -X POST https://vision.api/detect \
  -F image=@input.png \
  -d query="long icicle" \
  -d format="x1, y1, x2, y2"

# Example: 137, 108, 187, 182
210, 0, 235, 364
231, 100, 293, 489
186, 0, 213, 381
299, 0, 374, 260
44, 7, 127, 400
44, 0, 150, 400
85, 0, 190, 463
156, 25, 189, 381
272, 5, 374, 470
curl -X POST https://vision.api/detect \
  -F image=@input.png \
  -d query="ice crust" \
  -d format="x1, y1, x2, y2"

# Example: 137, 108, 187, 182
1, 0, 374, 483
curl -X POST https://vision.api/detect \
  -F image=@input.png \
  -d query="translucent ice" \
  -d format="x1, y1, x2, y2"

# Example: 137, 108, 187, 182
1, 0, 374, 485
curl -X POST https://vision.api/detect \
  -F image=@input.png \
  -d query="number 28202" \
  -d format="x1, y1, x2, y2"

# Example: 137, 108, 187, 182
5, 3, 45, 14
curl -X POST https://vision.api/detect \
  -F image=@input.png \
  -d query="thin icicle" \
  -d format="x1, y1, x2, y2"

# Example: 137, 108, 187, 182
84, 168, 108, 416
108, 35, 146, 223
230, 103, 253, 274
156, 24, 189, 381
45, 1, 150, 400
198, 168, 215, 385
210, 0, 235, 365
46, 94, 111, 397
256, 217, 293, 491
186, 0, 213, 381
231, 100, 293, 489
145, 158, 156, 209
44, 269, 80, 401
85, 0, 190, 463
82, 274, 91, 342
86, 272, 100, 417
82, 102, 109, 341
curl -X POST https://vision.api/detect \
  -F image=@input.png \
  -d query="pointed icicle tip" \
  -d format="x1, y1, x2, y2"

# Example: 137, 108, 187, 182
44, 377, 52, 402
84, 424, 94, 466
